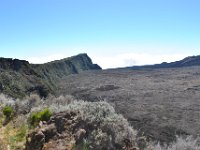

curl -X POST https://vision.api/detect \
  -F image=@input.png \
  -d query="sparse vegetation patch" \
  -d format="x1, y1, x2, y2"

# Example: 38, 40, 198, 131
28, 108, 52, 127
2, 105, 13, 119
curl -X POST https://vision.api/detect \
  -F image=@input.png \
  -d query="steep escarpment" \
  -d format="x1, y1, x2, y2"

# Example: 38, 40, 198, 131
0, 58, 46, 98
33, 53, 101, 82
0, 54, 101, 98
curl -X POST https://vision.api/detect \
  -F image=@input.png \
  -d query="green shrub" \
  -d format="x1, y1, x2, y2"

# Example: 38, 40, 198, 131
2, 105, 13, 119
83, 140, 89, 150
29, 108, 52, 127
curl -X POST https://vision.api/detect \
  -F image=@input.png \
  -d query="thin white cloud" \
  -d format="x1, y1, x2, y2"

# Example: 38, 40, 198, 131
92, 53, 191, 69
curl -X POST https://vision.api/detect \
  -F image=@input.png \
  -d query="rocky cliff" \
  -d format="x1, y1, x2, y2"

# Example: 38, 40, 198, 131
0, 54, 101, 98
33, 53, 101, 81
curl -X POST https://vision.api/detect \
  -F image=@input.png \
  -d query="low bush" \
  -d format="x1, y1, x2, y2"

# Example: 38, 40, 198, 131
29, 108, 52, 127
49, 101, 138, 149
2, 105, 13, 119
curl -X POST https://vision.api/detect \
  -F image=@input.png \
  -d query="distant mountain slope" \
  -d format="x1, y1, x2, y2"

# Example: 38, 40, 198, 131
0, 53, 101, 98
127, 55, 200, 69
33, 53, 101, 81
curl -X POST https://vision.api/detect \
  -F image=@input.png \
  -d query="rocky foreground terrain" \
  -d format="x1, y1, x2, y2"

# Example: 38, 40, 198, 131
26, 110, 137, 150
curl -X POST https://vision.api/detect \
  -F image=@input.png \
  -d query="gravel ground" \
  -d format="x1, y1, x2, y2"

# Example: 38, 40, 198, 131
57, 66, 200, 143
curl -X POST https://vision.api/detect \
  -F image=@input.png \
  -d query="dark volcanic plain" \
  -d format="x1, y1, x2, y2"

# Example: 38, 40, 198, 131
58, 66, 200, 144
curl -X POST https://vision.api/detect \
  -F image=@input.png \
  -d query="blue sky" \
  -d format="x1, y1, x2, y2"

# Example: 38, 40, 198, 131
0, 0, 200, 68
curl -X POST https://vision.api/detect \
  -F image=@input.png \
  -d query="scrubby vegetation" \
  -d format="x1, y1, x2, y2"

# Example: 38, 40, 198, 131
2, 105, 13, 119
154, 136, 200, 150
54, 101, 138, 149
28, 108, 52, 127
0, 93, 199, 150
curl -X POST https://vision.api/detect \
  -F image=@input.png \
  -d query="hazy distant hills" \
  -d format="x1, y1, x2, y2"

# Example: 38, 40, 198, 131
0, 53, 101, 98
127, 55, 200, 69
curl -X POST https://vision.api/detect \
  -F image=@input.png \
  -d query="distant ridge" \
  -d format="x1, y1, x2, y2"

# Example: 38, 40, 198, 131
127, 55, 200, 69
0, 53, 101, 98
33, 53, 101, 80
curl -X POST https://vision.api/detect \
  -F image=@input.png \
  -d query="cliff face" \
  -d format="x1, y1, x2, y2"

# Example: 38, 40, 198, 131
33, 53, 101, 81
0, 54, 101, 98
0, 58, 38, 74
0, 58, 29, 71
